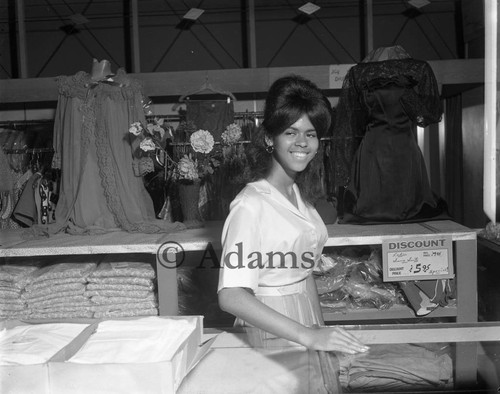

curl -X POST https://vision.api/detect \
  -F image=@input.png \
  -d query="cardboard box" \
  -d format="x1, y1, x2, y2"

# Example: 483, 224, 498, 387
0, 320, 96, 394
0, 316, 212, 394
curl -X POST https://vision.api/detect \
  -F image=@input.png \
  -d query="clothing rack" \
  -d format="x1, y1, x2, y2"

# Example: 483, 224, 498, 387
146, 111, 264, 123
2, 147, 54, 154
169, 141, 252, 147
0, 120, 54, 129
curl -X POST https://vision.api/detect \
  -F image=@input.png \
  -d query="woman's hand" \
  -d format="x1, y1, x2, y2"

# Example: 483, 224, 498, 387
302, 325, 369, 354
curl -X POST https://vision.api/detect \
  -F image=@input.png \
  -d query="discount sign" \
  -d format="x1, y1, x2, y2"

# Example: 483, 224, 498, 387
382, 235, 454, 281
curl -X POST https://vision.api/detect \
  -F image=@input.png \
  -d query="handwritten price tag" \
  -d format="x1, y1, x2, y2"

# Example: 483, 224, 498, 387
382, 235, 454, 281
329, 64, 354, 89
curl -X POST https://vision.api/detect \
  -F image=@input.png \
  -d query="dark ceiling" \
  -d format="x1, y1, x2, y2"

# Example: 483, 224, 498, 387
0, 0, 482, 79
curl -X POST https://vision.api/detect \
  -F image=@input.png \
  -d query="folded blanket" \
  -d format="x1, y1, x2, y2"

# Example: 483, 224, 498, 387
24, 289, 86, 304
85, 289, 152, 299
0, 289, 22, 299
90, 294, 156, 305
29, 295, 91, 309
339, 343, 453, 392
29, 310, 94, 319
25, 277, 86, 291
89, 262, 155, 279
87, 276, 155, 287
23, 282, 86, 299
0, 265, 39, 289
27, 262, 97, 285
93, 307, 158, 319
86, 282, 154, 292
90, 300, 157, 313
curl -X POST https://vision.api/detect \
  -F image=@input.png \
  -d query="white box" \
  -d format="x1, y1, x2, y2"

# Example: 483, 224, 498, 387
1, 316, 210, 394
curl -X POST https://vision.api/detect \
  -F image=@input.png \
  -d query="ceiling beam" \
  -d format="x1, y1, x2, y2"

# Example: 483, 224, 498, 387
246, 0, 257, 68
15, 0, 28, 78
130, 0, 141, 73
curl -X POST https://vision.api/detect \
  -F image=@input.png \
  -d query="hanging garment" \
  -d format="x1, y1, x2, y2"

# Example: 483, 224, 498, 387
1, 169, 32, 230
186, 99, 235, 219
11, 171, 41, 227
333, 58, 449, 224
185, 100, 234, 141
43, 70, 185, 235
0, 148, 14, 221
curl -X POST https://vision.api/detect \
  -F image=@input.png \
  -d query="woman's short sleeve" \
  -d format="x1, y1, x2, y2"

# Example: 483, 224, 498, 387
217, 194, 261, 293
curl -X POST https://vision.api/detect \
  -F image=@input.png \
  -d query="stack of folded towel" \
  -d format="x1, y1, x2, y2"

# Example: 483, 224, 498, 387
86, 262, 158, 318
0, 265, 38, 319
23, 261, 97, 319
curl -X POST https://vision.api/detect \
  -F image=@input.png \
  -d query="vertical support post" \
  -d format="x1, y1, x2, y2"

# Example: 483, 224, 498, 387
438, 112, 446, 198
454, 237, 478, 388
130, 0, 141, 73
157, 256, 179, 316
483, 0, 497, 222
247, 0, 257, 68
16, 0, 28, 78
365, 0, 373, 55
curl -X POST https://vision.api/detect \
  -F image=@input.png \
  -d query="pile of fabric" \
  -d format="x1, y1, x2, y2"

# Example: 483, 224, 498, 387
338, 343, 453, 392
0, 265, 38, 319
22, 261, 97, 319
86, 261, 158, 318
315, 247, 404, 313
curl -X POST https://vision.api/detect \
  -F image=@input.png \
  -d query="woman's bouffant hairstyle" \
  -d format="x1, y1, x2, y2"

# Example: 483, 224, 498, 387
248, 74, 332, 204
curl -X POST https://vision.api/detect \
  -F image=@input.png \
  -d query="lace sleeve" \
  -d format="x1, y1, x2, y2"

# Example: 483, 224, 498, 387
400, 62, 443, 127
332, 67, 366, 187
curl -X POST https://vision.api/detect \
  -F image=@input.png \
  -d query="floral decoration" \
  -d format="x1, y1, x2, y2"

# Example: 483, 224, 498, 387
177, 153, 199, 181
128, 119, 220, 183
175, 129, 220, 181
221, 123, 243, 145
218, 122, 250, 186
190, 129, 215, 154
128, 117, 175, 176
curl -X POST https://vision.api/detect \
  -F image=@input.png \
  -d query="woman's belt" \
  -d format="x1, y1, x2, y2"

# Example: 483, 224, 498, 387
255, 278, 307, 296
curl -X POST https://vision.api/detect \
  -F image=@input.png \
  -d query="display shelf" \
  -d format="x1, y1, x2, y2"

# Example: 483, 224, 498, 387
0, 220, 479, 388
478, 234, 500, 254
318, 220, 477, 323
181, 322, 500, 393
161, 219, 479, 389
322, 304, 457, 322
0, 229, 167, 256
0, 220, 477, 323
162, 220, 476, 322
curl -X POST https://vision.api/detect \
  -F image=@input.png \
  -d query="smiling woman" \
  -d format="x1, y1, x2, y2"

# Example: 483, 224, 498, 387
265, 114, 319, 182
217, 75, 368, 359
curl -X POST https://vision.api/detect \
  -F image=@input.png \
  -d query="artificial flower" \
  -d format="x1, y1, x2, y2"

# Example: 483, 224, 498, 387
190, 129, 214, 154
221, 123, 242, 145
177, 154, 199, 181
128, 118, 220, 182
128, 117, 176, 177
139, 138, 156, 152
129, 122, 143, 136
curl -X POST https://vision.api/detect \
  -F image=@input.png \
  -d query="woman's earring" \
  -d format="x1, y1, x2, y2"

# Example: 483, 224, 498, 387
266, 145, 274, 154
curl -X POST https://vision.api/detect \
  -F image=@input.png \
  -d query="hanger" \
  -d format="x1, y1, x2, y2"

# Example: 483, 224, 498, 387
172, 76, 236, 111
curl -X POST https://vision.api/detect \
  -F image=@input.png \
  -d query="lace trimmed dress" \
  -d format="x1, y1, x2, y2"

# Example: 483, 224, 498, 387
46, 70, 185, 235
333, 59, 448, 224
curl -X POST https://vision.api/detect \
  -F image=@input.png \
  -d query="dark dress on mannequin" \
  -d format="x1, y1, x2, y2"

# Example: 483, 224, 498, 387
333, 55, 449, 224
